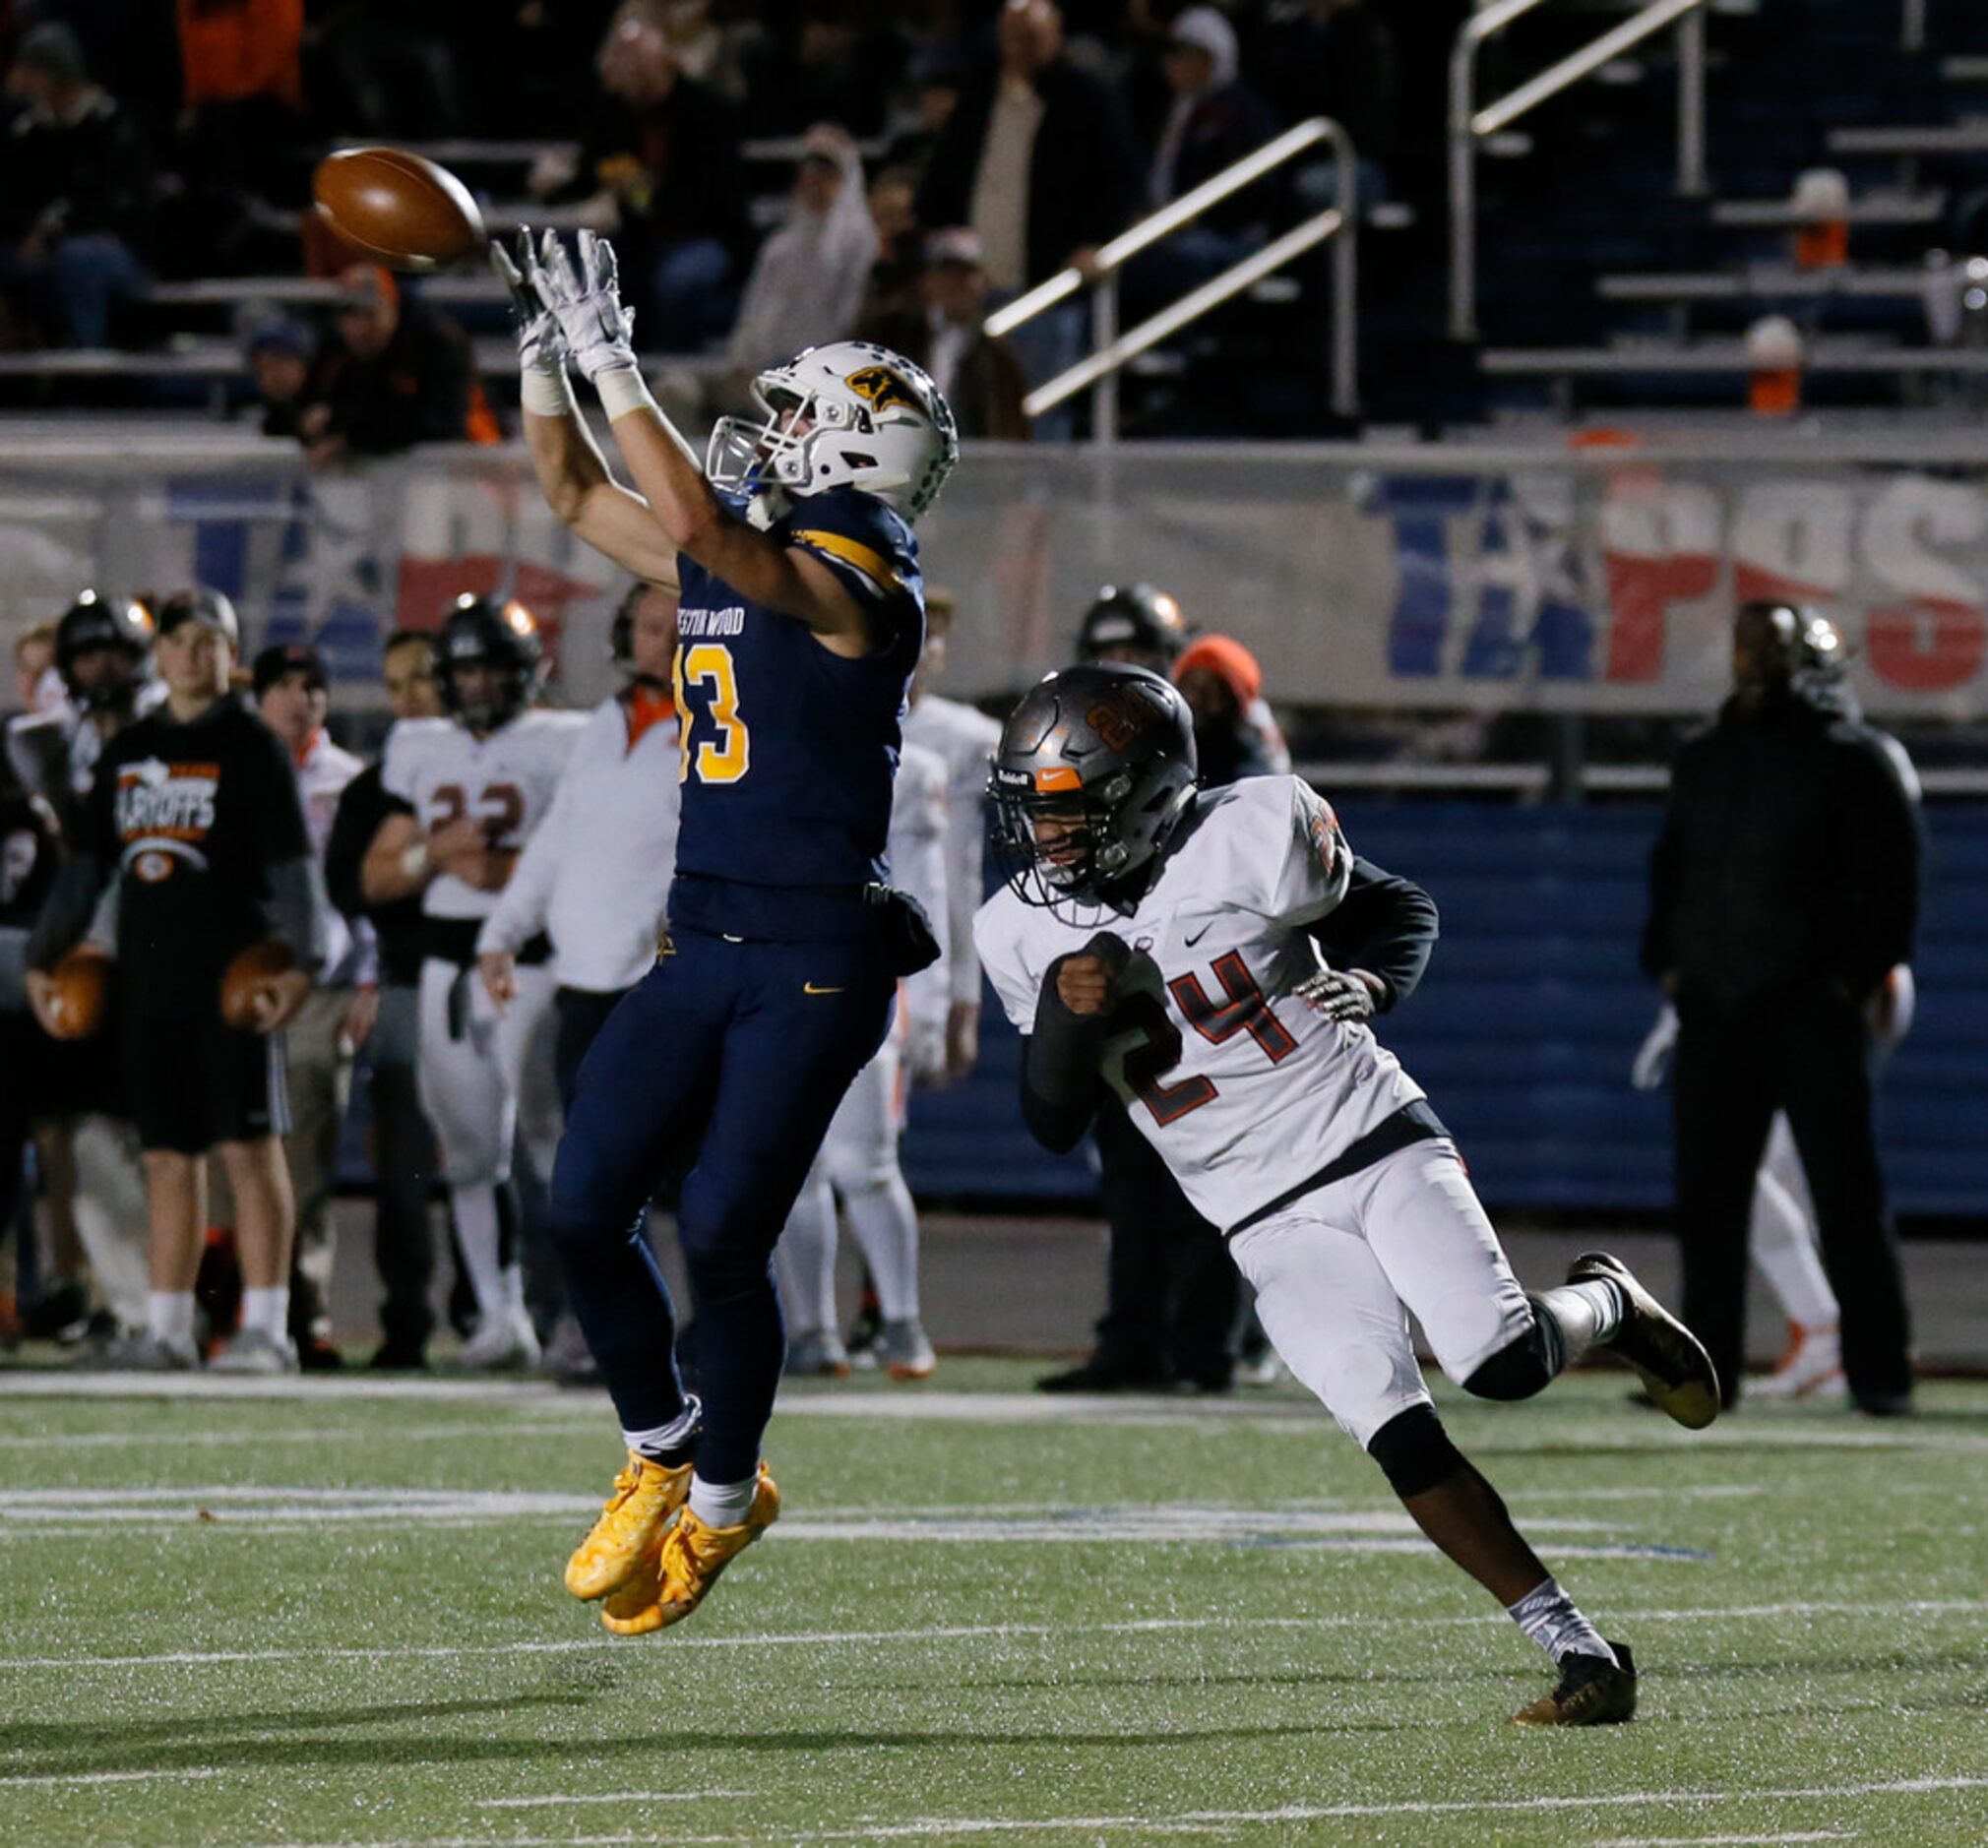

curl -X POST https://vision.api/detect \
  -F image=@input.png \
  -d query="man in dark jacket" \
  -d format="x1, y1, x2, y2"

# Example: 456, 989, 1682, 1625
916, 0, 1139, 421
1643, 600, 1920, 1415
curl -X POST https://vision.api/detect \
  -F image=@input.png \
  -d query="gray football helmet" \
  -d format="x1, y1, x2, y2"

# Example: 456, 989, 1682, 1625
988, 663, 1199, 911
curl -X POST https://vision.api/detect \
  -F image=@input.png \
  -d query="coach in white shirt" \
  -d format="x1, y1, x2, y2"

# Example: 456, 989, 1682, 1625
477, 584, 680, 1107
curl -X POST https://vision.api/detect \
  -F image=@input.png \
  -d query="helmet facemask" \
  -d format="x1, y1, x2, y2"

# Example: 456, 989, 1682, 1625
991, 766, 1192, 917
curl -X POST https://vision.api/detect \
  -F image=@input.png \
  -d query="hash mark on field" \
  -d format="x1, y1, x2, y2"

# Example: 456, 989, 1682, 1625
5, 1598, 1986, 1675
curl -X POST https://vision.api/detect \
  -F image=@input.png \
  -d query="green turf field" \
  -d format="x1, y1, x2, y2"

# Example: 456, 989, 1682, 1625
1, 1360, 1985, 1846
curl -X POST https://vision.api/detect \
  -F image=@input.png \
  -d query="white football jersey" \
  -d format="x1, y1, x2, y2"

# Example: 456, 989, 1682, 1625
383, 708, 588, 920
974, 775, 1427, 1231
892, 739, 951, 1037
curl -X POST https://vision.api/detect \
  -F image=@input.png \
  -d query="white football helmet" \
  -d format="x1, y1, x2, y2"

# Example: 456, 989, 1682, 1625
706, 340, 959, 523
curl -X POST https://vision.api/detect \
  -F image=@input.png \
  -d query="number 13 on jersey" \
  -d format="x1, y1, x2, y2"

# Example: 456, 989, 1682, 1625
673, 643, 751, 784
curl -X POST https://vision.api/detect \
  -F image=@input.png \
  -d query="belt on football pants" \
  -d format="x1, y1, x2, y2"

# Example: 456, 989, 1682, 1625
1223, 1099, 1450, 1240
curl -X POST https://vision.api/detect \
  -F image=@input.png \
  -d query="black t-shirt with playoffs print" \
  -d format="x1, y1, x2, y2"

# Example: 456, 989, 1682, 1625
86, 694, 309, 1016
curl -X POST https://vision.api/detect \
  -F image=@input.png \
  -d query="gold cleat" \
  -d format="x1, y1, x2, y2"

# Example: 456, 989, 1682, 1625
1569, 1251, 1721, 1430
600, 1463, 779, 1636
564, 1451, 693, 1602
1511, 1641, 1639, 1727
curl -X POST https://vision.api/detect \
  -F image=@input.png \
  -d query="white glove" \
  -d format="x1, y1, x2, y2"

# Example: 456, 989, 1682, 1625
1631, 1002, 1679, 1090
1295, 966, 1382, 1023
527, 227, 638, 383
489, 229, 566, 377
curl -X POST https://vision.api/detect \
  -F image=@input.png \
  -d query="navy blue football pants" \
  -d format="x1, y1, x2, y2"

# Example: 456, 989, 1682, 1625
548, 926, 896, 1483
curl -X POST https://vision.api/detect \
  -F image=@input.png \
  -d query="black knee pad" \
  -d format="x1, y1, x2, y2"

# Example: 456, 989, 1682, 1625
1366, 1403, 1465, 1499
1462, 1310, 1560, 1402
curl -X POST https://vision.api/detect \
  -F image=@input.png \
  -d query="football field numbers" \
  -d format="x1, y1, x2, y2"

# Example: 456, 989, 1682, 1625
674, 642, 751, 784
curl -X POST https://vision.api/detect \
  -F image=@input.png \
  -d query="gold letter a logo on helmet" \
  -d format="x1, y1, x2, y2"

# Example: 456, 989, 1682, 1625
845, 366, 920, 415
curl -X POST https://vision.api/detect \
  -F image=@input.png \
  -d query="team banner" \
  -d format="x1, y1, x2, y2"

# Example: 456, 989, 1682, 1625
3, 441, 1985, 716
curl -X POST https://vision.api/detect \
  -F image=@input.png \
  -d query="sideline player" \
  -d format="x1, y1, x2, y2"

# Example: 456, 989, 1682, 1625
476, 581, 682, 1382
28, 590, 324, 1373
497, 225, 955, 1632
974, 664, 1720, 1725
774, 734, 950, 1379
363, 595, 584, 1370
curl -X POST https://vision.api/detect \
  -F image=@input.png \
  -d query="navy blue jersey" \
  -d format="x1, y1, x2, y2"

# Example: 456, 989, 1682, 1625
669, 485, 924, 941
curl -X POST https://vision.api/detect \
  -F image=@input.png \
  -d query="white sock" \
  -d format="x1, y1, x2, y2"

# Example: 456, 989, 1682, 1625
622, 1395, 702, 1463
146, 1291, 197, 1352
841, 1171, 920, 1323
689, 1471, 760, 1527
773, 1176, 838, 1336
452, 1184, 507, 1322
1533, 1279, 1624, 1368
1508, 1576, 1616, 1666
241, 1287, 289, 1342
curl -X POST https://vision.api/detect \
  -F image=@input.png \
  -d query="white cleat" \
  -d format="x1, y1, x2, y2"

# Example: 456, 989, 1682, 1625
873, 1317, 936, 1381
1752, 1322, 1845, 1401
459, 1306, 542, 1372
207, 1328, 299, 1375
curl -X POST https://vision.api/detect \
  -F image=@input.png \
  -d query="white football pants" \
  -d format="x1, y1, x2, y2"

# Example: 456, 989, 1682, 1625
774, 1018, 920, 1335
416, 956, 561, 1320
1227, 1140, 1533, 1448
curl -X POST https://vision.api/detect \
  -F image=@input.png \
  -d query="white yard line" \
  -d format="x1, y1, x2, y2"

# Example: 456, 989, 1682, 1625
1589, 1834, 1853, 1846
477, 1792, 753, 1809
219, 1775, 1988, 1847
6, 1376, 1984, 1450
6, 1598, 1985, 1676
0, 1767, 223, 1789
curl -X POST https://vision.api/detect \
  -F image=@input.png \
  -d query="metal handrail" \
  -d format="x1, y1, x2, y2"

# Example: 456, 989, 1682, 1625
1451, 0, 1711, 340
984, 116, 1359, 433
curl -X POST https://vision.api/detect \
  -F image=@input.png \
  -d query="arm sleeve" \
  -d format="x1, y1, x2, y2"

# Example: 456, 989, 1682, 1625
1641, 804, 1681, 984
1017, 934, 1132, 1153
1833, 734, 1921, 997
1264, 780, 1352, 929
268, 857, 330, 975
1305, 856, 1440, 1011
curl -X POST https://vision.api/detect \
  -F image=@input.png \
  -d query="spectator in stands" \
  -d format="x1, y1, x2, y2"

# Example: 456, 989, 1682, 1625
0, 24, 154, 347
254, 642, 373, 1369
916, 0, 1140, 408
13, 626, 60, 716
325, 629, 447, 1370
308, 0, 466, 140
1643, 600, 1920, 1416
548, 8, 747, 349
1127, 8, 1280, 312
243, 313, 315, 440
725, 124, 877, 379
1171, 633, 1292, 785
859, 227, 1029, 439
290, 266, 500, 467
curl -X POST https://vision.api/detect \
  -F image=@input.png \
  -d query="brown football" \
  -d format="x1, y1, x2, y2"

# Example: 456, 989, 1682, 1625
42, 948, 110, 1041
311, 147, 485, 272
220, 940, 297, 1030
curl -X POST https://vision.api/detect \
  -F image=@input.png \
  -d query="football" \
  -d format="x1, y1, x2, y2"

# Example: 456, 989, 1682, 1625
220, 940, 297, 1030
311, 147, 486, 272
41, 947, 110, 1041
